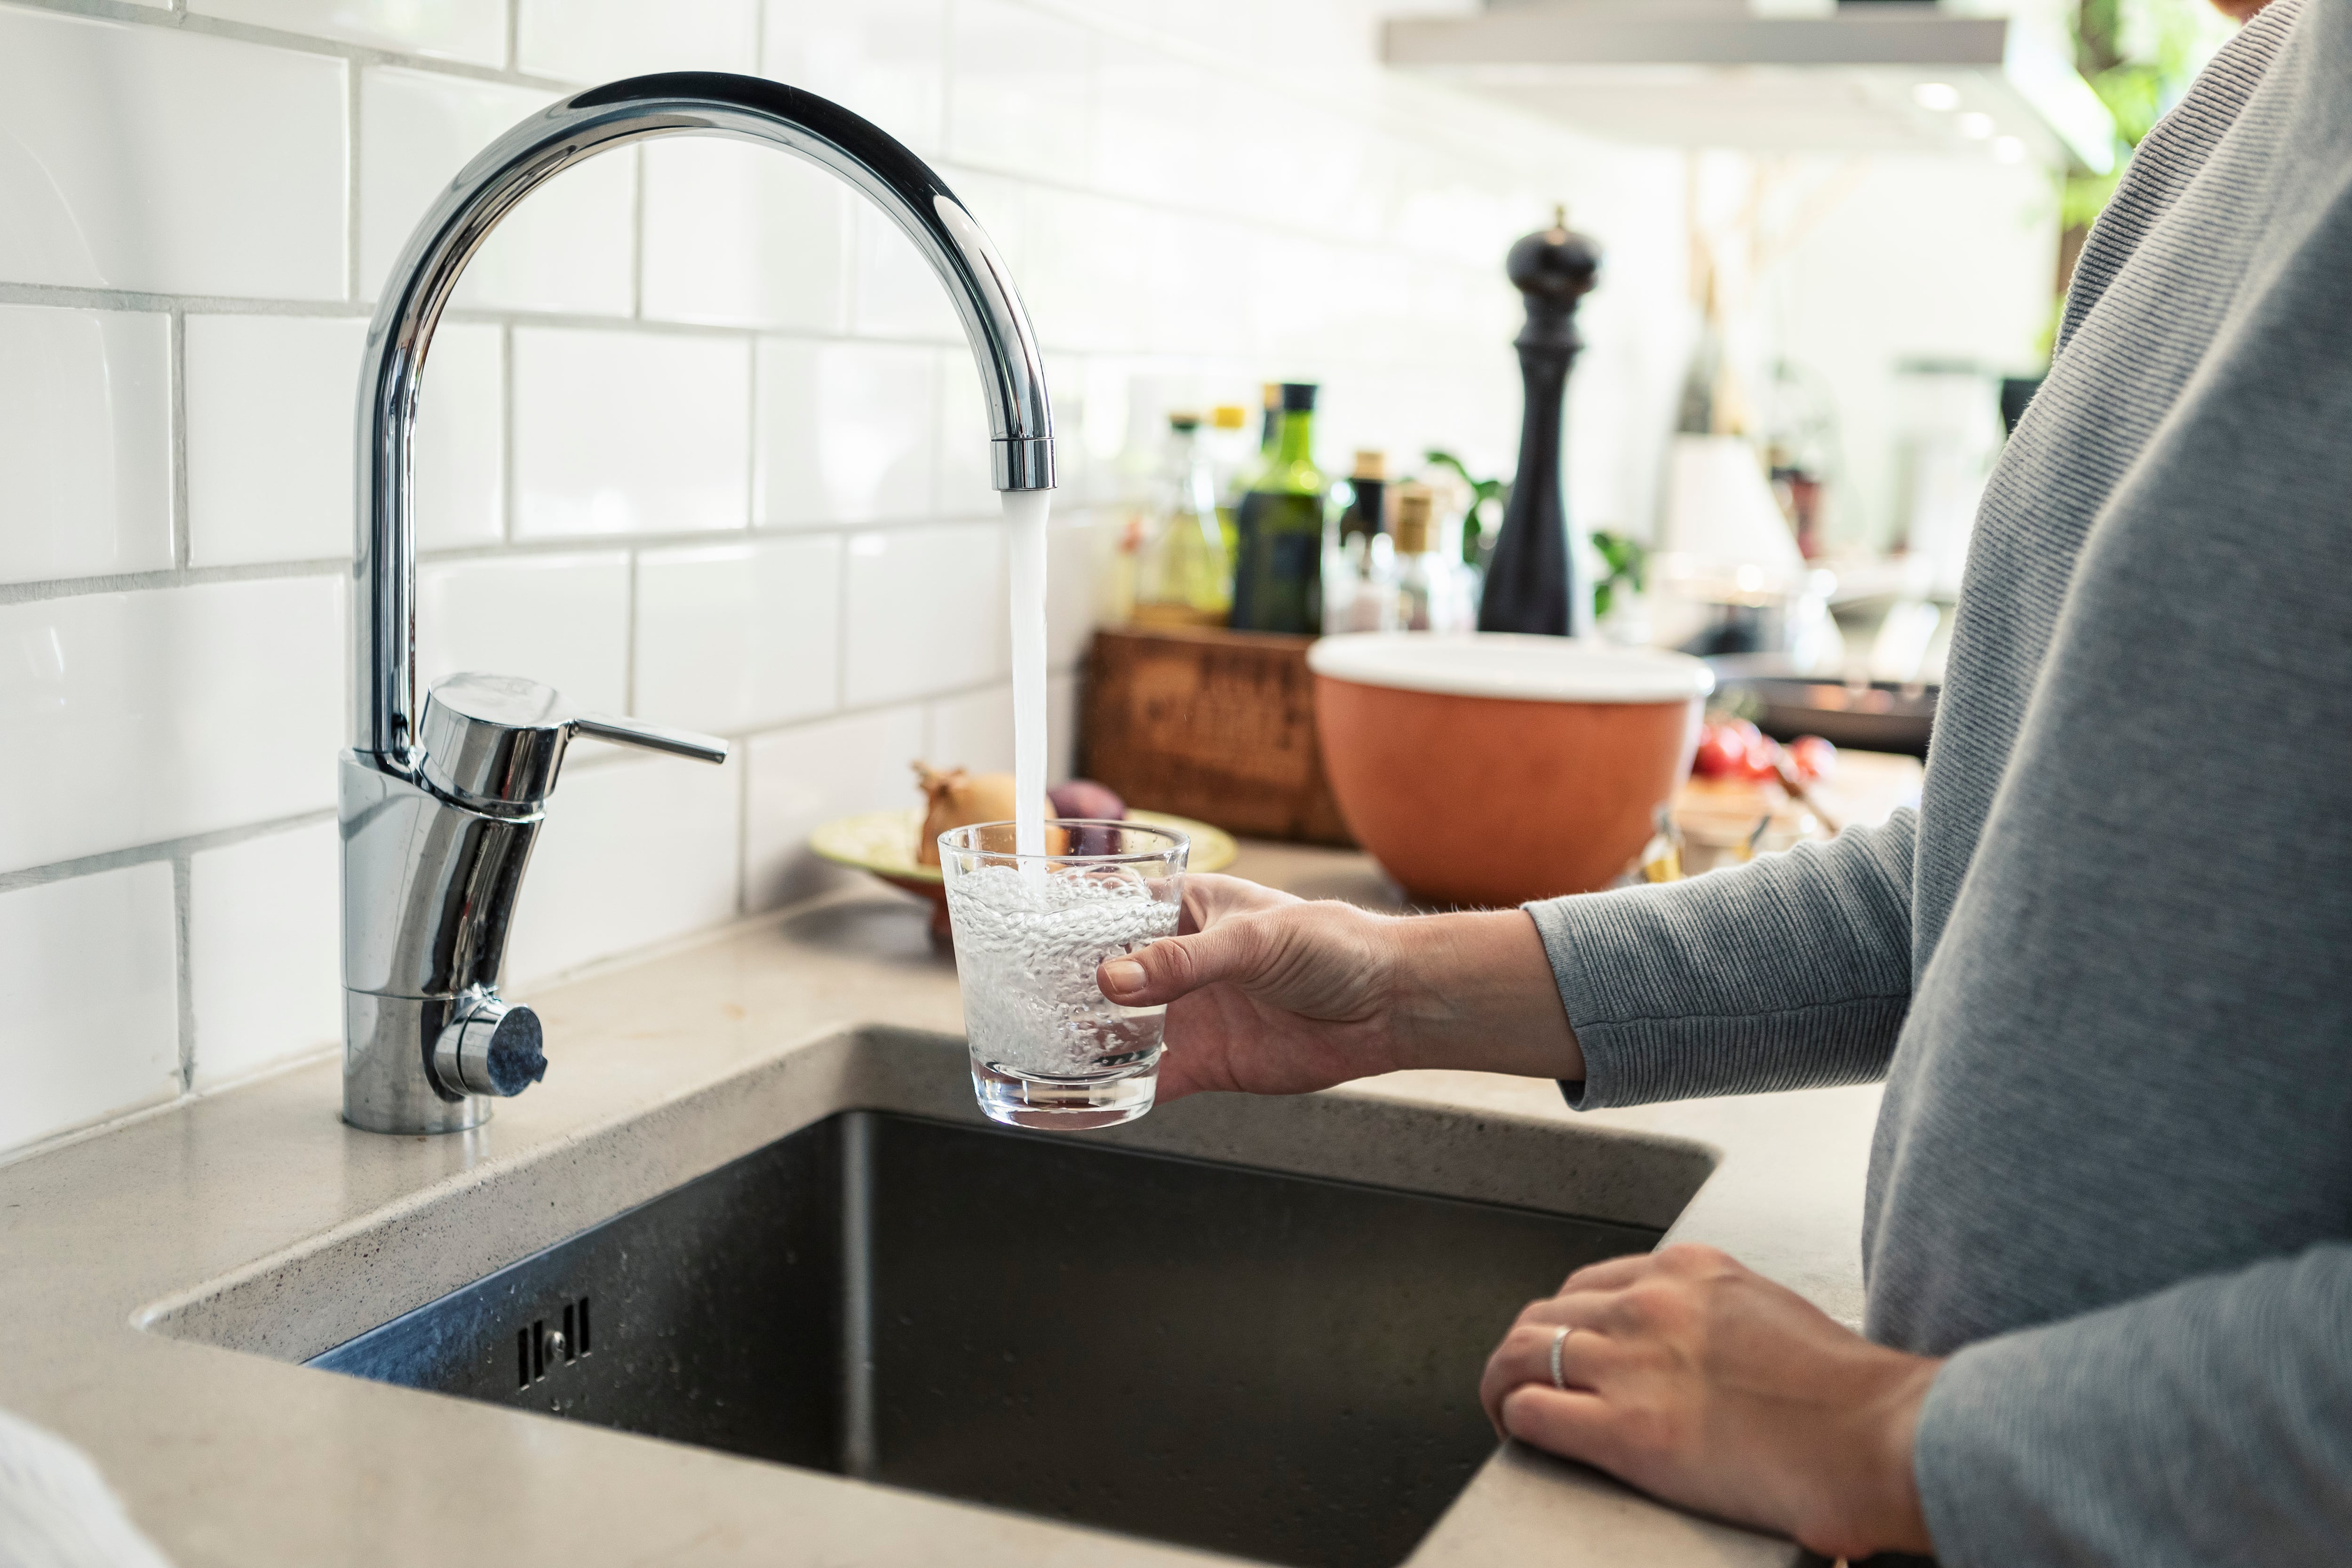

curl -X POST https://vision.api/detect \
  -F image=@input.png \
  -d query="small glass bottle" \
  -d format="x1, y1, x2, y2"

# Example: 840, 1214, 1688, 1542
1206, 403, 1253, 569
1133, 414, 1232, 627
1393, 482, 1475, 632
1327, 450, 1397, 633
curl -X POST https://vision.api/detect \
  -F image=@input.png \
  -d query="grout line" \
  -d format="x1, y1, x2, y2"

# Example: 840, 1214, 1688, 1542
500, 321, 518, 544
0, 283, 374, 318
0, 809, 338, 896
621, 550, 639, 714
629, 144, 647, 320
733, 744, 751, 917
504, 0, 520, 73
171, 855, 197, 1092
345, 59, 364, 303
0, 557, 343, 607
743, 334, 762, 525
167, 311, 191, 571
10, 0, 579, 89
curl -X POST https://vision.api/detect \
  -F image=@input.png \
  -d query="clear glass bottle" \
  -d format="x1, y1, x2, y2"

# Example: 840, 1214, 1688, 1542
1229, 383, 1326, 635
1133, 414, 1232, 628
1327, 450, 1397, 633
1393, 482, 1475, 632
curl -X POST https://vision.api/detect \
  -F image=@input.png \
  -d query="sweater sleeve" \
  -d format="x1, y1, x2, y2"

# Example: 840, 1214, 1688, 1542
1523, 809, 1917, 1108
1915, 1244, 2352, 1567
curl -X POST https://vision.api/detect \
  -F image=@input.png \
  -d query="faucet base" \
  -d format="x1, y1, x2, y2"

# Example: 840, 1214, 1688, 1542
343, 991, 494, 1134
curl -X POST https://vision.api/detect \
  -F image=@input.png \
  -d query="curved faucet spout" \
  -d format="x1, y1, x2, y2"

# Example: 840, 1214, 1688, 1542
355, 71, 1053, 765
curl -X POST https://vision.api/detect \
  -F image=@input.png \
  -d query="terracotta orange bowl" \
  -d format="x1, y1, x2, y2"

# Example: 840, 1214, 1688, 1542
1308, 634, 1711, 907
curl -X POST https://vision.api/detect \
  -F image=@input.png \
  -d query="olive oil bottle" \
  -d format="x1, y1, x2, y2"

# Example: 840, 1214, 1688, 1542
1229, 382, 1326, 635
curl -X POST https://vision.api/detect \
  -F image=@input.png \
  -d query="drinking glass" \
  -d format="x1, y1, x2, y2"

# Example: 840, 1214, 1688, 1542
939, 820, 1189, 1131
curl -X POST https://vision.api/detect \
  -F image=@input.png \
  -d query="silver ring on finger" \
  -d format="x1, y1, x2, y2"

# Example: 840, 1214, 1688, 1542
1549, 1324, 1572, 1390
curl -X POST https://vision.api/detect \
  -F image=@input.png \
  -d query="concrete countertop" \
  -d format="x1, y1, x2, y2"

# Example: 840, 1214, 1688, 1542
0, 837, 1878, 1568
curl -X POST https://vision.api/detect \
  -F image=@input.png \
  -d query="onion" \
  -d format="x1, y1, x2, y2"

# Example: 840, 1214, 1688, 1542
913, 764, 1058, 865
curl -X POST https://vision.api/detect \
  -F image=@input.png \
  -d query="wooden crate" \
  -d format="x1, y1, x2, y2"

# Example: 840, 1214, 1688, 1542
1081, 625, 1354, 846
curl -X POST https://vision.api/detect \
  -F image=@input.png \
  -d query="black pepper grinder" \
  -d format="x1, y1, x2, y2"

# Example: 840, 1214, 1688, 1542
1478, 207, 1600, 637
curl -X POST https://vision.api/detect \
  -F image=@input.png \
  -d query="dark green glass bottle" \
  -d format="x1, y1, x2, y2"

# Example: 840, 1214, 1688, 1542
1229, 382, 1326, 635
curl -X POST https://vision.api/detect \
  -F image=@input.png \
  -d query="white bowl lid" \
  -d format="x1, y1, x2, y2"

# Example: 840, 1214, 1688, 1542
1307, 633, 1714, 704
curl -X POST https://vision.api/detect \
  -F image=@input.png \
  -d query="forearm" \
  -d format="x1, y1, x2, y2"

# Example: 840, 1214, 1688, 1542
1531, 811, 1920, 1107
1382, 910, 1586, 1083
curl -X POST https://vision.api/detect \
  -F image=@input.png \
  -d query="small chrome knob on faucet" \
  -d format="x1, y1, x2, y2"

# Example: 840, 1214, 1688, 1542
434, 994, 547, 1098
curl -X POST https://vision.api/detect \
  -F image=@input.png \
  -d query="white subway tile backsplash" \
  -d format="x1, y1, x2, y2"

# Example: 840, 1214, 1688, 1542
0, 10, 345, 299
504, 752, 741, 988
506, 752, 743, 987
946, 0, 1093, 182
516, 0, 758, 84
634, 536, 842, 736
0, 306, 172, 586
1091, 41, 1216, 209
933, 348, 999, 518
413, 322, 508, 552
640, 141, 850, 332
1013, 189, 1108, 352
743, 703, 926, 910
756, 341, 937, 526
189, 822, 342, 1090
185, 315, 366, 568
0, 865, 179, 1155
849, 201, 965, 343
841, 523, 1005, 708
417, 552, 629, 715
192, 0, 506, 65
924, 683, 1013, 776
1045, 510, 1097, 671
0, 579, 343, 873
513, 328, 752, 539
761, 0, 947, 157
360, 69, 634, 314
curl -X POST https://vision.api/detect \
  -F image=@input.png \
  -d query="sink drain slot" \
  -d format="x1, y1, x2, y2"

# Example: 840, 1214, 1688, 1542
516, 1296, 592, 1388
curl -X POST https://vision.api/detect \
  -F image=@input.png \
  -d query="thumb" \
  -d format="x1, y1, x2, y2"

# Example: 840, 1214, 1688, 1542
1098, 919, 1265, 1007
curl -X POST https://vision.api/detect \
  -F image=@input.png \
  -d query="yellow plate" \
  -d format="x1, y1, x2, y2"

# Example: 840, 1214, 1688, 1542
811, 807, 1238, 885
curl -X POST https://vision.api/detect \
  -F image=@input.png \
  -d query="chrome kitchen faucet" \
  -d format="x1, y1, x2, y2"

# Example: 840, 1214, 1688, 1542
344, 74, 1054, 1134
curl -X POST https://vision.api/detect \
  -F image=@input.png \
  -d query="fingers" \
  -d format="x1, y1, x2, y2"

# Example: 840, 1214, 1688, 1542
1479, 1316, 1613, 1434
1098, 912, 1272, 1007
1178, 874, 1301, 936
1498, 1385, 1617, 1467
1559, 1251, 1657, 1295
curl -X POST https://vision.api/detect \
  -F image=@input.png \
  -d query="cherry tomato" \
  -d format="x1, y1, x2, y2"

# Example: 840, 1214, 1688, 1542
1693, 718, 1778, 780
1785, 734, 1838, 783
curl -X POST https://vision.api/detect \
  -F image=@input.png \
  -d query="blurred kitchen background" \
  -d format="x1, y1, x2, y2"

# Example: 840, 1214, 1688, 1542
0, 0, 2232, 1154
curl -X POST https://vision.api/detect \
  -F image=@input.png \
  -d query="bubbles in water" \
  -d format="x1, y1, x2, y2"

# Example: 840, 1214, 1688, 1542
946, 865, 1178, 1076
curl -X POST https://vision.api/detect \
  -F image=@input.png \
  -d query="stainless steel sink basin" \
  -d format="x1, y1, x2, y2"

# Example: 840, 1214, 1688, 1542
141, 1028, 1718, 1568
305, 1111, 1661, 1567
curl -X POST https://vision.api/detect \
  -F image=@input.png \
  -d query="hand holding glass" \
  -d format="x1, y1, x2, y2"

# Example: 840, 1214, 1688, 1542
939, 821, 1189, 1131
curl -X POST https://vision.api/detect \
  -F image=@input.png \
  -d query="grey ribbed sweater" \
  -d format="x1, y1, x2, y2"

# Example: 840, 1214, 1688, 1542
1526, 4, 2352, 1562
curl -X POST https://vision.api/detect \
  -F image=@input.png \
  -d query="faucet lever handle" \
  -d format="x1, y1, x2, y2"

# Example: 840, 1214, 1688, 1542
571, 712, 730, 765
418, 672, 728, 810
